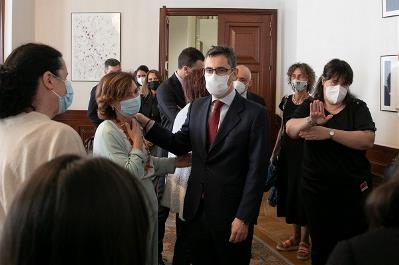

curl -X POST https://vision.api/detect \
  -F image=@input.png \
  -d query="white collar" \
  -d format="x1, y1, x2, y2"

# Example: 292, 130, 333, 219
211, 88, 236, 106
175, 71, 184, 86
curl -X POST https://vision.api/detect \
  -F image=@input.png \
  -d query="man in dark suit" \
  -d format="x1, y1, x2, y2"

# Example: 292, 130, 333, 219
234, 65, 271, 163
136, 46, 269, 265
156, 47, 204, 265
87, 58, 121, 128
157, 47, 205, 132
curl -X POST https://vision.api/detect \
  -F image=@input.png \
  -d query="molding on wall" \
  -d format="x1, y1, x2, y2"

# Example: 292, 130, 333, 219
53, 110, 95, 145
367, 144, 399, 185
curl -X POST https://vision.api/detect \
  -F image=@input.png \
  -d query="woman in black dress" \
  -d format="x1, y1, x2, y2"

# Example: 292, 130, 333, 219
271, 63, 315, 260
286, 59, 376, 265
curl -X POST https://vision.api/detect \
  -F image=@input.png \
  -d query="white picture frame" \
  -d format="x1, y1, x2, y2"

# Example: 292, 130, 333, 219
382, 0, 399, 17
380, 55, 399, 112
71, 12, 121, 81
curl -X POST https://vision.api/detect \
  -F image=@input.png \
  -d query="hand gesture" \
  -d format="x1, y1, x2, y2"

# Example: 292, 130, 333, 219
299, 126, 330, 141
310, 100, 333, 125
125, 119, 143, 149
229, 218, 248, 243
175, 153, 192, 168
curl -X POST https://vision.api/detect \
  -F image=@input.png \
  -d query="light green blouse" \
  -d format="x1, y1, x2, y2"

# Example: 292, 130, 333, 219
93, 120, 176, 265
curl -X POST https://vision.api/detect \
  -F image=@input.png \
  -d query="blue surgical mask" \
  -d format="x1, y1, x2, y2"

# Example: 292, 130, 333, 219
59, 80, 74, 113
51, 74, 73, 114
120, 95, 141, 117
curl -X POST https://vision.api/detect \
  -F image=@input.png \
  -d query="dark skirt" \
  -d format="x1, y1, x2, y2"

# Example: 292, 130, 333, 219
276, 134, 307, 225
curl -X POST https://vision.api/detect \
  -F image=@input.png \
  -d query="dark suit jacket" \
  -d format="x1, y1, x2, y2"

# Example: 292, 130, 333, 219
146, 93, 269, 226
327, 228, 399, 265
87, 85, 103, 128
156, 73, 186, 131
246, 91, 271, 161
247, 91, 266, 107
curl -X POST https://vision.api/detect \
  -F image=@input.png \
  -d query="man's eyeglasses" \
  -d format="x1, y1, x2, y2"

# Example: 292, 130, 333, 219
204, 67, 234, 76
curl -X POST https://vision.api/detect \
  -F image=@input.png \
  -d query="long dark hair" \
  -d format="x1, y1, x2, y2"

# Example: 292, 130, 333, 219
182, 68, 209, 103
313, 58, 354, 103
0, 155, 150, 265
0, 43, 63, 118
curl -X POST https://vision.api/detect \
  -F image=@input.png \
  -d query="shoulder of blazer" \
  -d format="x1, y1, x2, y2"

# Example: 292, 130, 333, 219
247, 91, 265, 106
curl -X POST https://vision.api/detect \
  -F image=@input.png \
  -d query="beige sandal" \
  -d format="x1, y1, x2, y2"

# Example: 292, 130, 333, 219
296, 242, 311, 260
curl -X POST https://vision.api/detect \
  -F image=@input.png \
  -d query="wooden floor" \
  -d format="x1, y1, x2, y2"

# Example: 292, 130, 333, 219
254, 194, 311, 265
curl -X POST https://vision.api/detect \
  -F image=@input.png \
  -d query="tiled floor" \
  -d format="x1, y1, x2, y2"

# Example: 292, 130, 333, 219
254, 194, 311, 265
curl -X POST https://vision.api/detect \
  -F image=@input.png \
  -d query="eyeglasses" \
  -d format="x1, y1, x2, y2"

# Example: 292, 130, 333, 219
51, 73, 67, 84
204, 67, 234, 76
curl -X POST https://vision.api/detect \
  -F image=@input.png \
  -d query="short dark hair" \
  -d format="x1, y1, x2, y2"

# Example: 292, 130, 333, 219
0, 43, 62, 118
178, 47, 204, 69
206, 46, 236, 68
366, 179, 399, 229
104, 58, 120, 69
136, 65, 149, 73
287, 63, 316, 92
0, 155, 150, 265
313, 59, 354, 103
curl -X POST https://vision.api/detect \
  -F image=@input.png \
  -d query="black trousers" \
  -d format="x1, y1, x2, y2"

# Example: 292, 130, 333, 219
182, 201, 253, 265
302, 186, 369, 265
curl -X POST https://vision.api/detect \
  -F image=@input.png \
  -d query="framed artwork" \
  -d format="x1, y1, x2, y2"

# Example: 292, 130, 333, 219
382, 0, 399, 17
380, 55, 399, 112
71, 12, 121, 81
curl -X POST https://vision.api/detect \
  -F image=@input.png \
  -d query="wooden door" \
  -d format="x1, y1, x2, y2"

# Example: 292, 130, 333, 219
218, 12, 278, 146
159, 8, 279, 147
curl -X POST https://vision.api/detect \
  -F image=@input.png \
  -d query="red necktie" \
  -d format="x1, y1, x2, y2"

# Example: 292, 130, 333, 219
208, 100, 224, 146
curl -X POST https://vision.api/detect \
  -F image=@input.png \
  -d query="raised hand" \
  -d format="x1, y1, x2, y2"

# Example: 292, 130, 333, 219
310, 100, 333, 125
125, 119, 143, 149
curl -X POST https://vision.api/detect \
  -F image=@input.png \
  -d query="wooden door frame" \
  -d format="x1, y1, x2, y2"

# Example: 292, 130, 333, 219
0, 0, 4, 63
159, 6, 277, 114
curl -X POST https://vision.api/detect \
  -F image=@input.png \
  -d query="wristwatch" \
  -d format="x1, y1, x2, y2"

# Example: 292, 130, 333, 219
329, 129, 335, 139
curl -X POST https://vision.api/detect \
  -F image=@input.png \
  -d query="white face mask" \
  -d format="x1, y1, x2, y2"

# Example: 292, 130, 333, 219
137, 76, 145, 86
325, 85, 348, 104
233, 80, 247, 95
205, 73, 231, 98
291, 79, 308, 92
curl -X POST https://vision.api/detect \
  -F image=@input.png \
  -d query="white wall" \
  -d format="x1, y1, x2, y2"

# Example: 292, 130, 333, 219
168, 16, 190, 75
8, 0, 397, 147
30, 0, 297, 113
297, 0, 399, 148
4, 0, 35, 58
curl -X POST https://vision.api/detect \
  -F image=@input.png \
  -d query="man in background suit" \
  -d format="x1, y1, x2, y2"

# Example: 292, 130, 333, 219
87, 58, 121, 128
156, 47, 204, 265
136, 46, 269, 265
234, 64, 271, 162
233, 64, 266, 107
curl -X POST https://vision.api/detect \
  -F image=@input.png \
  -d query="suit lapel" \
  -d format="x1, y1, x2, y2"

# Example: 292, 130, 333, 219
197, 97, 212, 160
171, 73, 185, 108
209, 94, 244, 153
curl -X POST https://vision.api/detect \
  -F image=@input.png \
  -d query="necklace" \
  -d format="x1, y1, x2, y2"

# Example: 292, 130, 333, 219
292, 93, 309, 105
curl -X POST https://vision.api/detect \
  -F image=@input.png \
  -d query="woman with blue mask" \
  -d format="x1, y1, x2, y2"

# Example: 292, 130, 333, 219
93, 71, 191, 265
271, 63, 315, 261
0, 43, 87, 232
